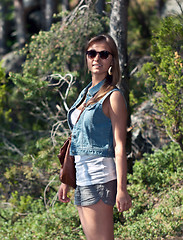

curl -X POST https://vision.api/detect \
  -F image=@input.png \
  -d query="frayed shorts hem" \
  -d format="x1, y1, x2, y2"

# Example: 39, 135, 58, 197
74, 179, 117, 207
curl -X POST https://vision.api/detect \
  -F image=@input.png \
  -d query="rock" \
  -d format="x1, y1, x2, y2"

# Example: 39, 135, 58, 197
1, 52, 25, 74
131, 93, 171, 159
162, 0, 183, 17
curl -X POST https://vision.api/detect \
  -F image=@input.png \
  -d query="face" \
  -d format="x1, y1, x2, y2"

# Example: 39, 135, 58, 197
86, 41, 113, 78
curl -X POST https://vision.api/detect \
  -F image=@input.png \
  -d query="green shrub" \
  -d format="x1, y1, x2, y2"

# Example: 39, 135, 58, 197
0, 197, 84, 240
128, 142, 183, 192
1, 142, 182, 239
113, 142, 183, 239
114, 186, 183, 240
140, 16, 183, 149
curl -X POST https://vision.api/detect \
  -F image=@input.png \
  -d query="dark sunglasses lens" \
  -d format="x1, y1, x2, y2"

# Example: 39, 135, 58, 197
86, 50, 111, 59
100, 51, 109, 59
87, 50, 97, 59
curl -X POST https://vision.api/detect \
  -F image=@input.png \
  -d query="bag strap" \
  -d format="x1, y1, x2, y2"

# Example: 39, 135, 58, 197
75, 104, 86, 124
75, 85, 117, 124
74, 90, 90, 124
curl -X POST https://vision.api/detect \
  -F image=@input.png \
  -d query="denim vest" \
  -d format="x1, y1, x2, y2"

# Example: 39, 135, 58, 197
67, 79, 120, 157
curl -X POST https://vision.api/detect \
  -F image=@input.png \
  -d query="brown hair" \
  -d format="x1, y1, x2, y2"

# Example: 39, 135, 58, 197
85, 34, 121, 105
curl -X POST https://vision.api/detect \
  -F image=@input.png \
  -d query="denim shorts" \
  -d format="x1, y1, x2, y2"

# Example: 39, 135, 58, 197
74, 180, 117, 207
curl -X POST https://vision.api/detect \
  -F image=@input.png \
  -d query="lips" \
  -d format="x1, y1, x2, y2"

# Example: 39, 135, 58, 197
92, 63, 102, 67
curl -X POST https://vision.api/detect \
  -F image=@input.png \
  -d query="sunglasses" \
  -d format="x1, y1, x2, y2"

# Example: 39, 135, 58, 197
86, 50, 112, 59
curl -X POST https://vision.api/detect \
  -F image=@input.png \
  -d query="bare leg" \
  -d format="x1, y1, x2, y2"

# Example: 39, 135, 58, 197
77, 200, 114, 240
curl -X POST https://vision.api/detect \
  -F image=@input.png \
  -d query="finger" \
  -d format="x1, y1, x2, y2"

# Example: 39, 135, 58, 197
58, 185, 67, 202
117, 202, 131, 212
123, 202, 132, 211
117, 202, 124, 212
60, 198, 70, 203
58, 190, 64, 202
60, 194, 71, 203
119, 204, 125, 212
59, 193, 70, 203
58, 186, 63, 201
116, 201, 120, 212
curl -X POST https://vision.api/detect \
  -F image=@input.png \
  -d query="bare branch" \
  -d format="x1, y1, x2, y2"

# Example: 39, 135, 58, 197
61, 0, 86, 27
176, 0, 183, 14
50, 119, 68, 146
48, 73, 75, 112
51, 192, 58, 210
44, 175, 57, 210
2, 137, 24, 156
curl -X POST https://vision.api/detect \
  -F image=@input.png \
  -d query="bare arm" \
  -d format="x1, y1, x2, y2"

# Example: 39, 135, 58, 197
108, 91, 132, 212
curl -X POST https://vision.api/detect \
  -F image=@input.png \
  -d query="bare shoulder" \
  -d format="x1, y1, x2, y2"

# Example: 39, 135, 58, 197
103, 90, 127, 118
108, 90, 127, 130
109, 90, 127, 110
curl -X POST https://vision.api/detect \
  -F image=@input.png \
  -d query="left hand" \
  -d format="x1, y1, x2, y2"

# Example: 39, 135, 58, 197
116, 189, 132, 212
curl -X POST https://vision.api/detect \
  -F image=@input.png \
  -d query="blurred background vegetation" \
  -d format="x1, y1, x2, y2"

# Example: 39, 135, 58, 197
0, 0, 182, 239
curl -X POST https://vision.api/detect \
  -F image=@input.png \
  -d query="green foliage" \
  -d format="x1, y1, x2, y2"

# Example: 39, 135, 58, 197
0, 134, 67, 200
0, 61, 12, 122
0, 196, 84, 240
128, 1, 174, 112
128, 142, 183, 192
115, 187, 183, 240
1, 2, 183, 240
5, 9, 109, 179
129, 74, 149, 112
2, 164, 44, 199
128, 0, 160, 56
9, 191, 33, 213
1, 143, 182, 239
1, 4, 109, 206
22, 136, 66, 174
11, 9, 109, 100
114, 142, 183, 239
139, 16, 183, 149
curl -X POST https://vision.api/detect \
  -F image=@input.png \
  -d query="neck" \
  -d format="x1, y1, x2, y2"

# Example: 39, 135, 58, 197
91, 73, 106, 88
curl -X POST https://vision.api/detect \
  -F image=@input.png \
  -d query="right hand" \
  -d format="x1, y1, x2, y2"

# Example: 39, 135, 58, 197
116, 189, 132, 212
58, 183, 71, 203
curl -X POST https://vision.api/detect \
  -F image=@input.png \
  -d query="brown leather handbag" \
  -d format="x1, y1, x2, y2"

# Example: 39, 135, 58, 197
57, 102, 87, 189
57, 136, 76, 189
57, 90, 92, 189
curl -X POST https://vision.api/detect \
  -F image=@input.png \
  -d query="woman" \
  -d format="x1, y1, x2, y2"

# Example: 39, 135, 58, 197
58, 34, 132, 240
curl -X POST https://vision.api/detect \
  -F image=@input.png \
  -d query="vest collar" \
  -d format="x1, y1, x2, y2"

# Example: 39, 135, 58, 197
87, 79, 106, 97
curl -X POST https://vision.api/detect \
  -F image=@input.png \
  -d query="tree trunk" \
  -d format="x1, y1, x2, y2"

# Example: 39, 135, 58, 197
14, 0, 26, 48
41, 0, 56, 31
110, 0, 129, 86
62, 0, 70, 11
110, 0, 133, 172
44, 0, 55, 30
0, 2, 6, 56
156, 0, 165, 16
95, 0, 105, 15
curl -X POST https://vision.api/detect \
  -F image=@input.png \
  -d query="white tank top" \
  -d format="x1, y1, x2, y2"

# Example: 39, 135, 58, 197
70, 108, 117, 186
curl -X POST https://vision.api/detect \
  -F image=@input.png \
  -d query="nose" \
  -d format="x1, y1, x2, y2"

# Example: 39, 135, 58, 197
93, 52, 100, 60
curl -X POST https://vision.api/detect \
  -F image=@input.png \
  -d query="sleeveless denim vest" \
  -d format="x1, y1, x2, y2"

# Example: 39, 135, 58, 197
67, 79, 121, 157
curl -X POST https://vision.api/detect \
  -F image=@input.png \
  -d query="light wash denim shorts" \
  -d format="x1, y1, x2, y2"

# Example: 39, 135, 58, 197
74, 180, 117, 207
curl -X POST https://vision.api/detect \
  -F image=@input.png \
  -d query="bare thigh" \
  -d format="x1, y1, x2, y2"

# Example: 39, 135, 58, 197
77, 200, 114, 240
